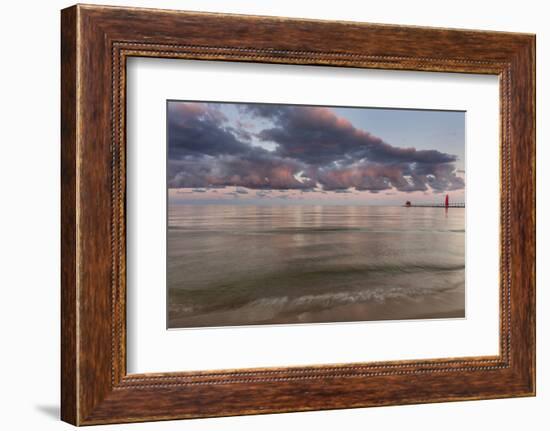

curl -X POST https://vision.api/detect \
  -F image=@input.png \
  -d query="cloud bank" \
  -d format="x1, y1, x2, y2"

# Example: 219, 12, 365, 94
168, 102, 464, 194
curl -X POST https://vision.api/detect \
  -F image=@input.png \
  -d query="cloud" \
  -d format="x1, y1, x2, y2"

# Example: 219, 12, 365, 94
168, 103, 250, 159
167, 102, 464, 194
249, 105, 457, 166
167, 153, 315, 190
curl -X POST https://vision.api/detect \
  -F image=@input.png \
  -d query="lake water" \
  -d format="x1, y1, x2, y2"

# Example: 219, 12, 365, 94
167, 205, 465, 328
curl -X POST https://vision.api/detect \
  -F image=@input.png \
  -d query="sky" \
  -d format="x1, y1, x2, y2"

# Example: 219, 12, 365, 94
167, 101, 465, 206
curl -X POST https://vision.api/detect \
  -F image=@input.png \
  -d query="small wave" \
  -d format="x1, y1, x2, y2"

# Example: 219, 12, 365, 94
169, 264, 464, 317
170, 279, 464, 321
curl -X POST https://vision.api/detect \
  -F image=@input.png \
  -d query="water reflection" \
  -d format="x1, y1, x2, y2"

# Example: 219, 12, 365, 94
168, 205, 465, 328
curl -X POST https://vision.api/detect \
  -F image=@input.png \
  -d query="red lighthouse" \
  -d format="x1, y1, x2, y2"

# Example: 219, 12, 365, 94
445, 194, 449, 209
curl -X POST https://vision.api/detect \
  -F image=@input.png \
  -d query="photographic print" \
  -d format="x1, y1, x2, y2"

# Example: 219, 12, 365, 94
167, 101, 465, 329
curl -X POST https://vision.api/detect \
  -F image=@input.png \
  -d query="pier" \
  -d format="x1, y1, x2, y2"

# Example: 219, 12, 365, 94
404, 194, 465, 208
404, 202, 465, 208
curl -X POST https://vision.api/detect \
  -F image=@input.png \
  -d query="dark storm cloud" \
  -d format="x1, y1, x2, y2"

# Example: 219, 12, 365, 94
168, 103, 251, 158
248, 105, 457, 166
167, 153, 315, 190
168, 102, 464, 194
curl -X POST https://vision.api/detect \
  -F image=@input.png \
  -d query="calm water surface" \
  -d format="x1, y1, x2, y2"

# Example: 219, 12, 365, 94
167, 205, 465, 328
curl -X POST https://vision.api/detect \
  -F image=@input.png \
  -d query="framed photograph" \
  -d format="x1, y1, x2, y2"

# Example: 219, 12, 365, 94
61, 4, 535, 425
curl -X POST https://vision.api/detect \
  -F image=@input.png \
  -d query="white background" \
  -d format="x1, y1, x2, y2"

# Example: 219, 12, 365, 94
127, 59, 500, 373
0, 0, 547, 430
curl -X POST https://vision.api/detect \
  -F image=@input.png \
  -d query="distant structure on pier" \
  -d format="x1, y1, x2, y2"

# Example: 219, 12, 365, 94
404, 194, 465, 208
